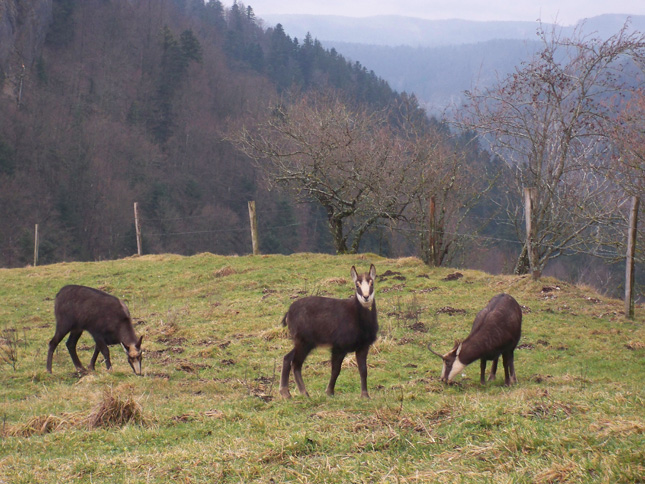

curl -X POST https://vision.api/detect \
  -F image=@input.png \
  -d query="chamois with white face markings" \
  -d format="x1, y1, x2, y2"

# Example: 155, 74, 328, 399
47, 285, 143, 375
429, 293, 522, 386
279, 264, 378, 398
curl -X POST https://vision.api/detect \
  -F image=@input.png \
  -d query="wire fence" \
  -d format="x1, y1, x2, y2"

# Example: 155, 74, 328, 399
25, 199, 641, 272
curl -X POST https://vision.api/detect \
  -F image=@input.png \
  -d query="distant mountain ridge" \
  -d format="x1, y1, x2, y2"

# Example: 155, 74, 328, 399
260, 13, 645, 113
261, 13, 645, 47
325, 39, 542, 113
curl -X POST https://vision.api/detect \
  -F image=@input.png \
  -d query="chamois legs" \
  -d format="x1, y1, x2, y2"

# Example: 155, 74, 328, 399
326, 349, 347, 396
480, 357, 499, 384
89, 341, 112, 371
47, 330, 67, 373
488, 357, 499, 381
502, 352, 517, 385
279, 349, 295, 398
356, 346, 370, 398
65, 330, 86, 373
279, 343, 313, 398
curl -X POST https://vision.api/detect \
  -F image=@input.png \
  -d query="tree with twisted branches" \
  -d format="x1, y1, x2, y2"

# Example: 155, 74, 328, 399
236, 91, 428, 254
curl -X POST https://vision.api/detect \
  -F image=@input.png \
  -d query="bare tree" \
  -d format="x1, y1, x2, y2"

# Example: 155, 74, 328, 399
609, 88, 645, 198
400, 128, 495, 267
459, 22, 645, 278
235, 91, 424, 254
594, 88, 645, 263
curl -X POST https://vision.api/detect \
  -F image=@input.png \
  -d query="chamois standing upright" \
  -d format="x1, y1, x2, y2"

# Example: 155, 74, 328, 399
47, 285, 143, 375
429, 293, 522, 385
280, 265, 378, 398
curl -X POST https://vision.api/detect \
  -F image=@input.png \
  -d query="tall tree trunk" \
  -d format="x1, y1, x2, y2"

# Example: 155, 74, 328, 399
328, 216, 348, 254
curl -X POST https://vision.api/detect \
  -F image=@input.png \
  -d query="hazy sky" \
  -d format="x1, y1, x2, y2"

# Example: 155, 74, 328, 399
230, 0, 645, 26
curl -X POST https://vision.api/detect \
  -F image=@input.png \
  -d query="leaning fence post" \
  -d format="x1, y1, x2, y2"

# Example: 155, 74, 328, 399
34, 224, 39, 266
134, 202, 142, 256
428, 195, 436, 267
248, 201, 259, 255
625, 196, 639, 319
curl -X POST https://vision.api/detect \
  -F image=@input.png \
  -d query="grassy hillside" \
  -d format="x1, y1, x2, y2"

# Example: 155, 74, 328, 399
0, 253, 643, 483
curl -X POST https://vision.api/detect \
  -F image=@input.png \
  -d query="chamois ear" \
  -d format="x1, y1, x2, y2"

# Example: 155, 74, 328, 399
121, 342, 129, 354
136, 335, 143, 349
351, 266, 358, 283
369, 264, 376, 279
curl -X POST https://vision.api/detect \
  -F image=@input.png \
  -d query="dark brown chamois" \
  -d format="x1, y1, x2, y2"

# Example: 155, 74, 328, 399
429, 293, 522, 386
279, 265, 378, 399
46, 285, 143, 375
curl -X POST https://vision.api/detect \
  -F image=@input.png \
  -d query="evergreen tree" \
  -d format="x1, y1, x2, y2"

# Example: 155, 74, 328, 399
153, 26, 202, 144
46, 0, 76, 47
181, 29, 203, 63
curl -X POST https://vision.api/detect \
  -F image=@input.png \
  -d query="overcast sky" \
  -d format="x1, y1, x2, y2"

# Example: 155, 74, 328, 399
228, 0, 645, 26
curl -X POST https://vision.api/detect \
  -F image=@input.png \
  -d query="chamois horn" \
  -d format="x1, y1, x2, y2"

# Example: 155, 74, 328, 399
427, 344, 447, 361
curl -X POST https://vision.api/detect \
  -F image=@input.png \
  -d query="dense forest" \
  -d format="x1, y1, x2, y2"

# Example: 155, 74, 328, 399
0, 0, 449, 266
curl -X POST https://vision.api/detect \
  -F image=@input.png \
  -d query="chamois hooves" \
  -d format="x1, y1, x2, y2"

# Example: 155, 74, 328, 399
279, 388, 292, 399
361, 392, 370, 399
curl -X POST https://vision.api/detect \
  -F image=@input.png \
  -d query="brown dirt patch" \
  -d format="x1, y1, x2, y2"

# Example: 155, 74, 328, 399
443, 272, 463, 281
409, 322, 428, 333
436, 306, 466, 316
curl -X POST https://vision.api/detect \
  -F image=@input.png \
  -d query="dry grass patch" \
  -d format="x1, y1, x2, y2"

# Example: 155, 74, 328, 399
322, 277, 348, 286
590, 418, 645, 437
258, 326, 287, 341
213, 265, 236, 278
4, 414, 76, 437
534, 459, 580, 484
625, 340, 645, 350
3, 386, 147, 437
172, 409, 226, 423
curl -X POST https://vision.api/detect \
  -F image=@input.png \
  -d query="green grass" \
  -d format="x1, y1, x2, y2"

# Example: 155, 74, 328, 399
0, 253, 643, 483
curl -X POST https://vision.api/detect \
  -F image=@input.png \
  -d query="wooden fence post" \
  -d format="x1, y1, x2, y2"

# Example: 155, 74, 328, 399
33, 224, 39, 266
248, 201, 259, 255
428, 195, 436, 267
524, 187, 540, 280
625, 196, 639, 319
134, 202, 142, 256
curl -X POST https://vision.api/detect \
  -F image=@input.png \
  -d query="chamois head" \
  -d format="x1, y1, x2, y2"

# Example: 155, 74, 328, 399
429, 340, 465, 382
351, 264, 376, 309
122, 336, 144, 375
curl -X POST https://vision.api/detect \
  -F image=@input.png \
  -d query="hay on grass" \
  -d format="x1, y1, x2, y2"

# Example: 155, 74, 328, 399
5, 388, 147, 437
5, 414, 76, 437
85, 387, 146, 429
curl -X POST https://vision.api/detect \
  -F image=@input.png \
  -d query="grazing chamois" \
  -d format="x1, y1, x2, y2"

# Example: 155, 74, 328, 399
429, 293, 522, 385
46, 285, 143, 375
280, 264, 378, 398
